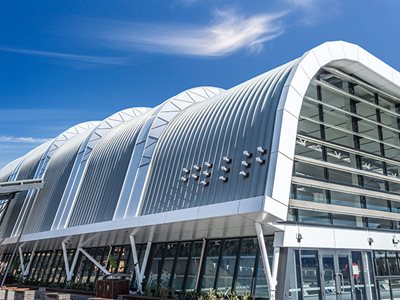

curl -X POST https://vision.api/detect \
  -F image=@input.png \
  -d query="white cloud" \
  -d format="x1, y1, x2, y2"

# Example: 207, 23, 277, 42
285, 0, 340, 25
0, 136, 50, 144
0, 47, 129, 65
286, 0, 317, 9
94, 9, 287, 57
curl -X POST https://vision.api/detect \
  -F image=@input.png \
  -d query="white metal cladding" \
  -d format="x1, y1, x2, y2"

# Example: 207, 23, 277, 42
116, 86, 225, 219
140, 62, 295, 215
22, 130, 94, 234
0, 158, 22, 183
51, 107, 150, 230
0, 41, 398, 248
0, 141, 51, 238
266, 40, 400, 222
11, 122, 100, 237
67, 112, 152, 227
34, 121, 99, 179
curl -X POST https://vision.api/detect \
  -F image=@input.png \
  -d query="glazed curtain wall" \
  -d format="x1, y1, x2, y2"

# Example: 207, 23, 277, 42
289, 67, 400, 231
0, 236, 273, 298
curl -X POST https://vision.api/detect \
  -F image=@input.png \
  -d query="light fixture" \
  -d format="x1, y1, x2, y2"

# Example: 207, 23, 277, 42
223, 156, 232, 163
191, 174, 199, 180
205, 162, 213, 168
243, 150, 252, 158
200, 180, 209, 186
202, 171, 211, 177
296, 233, 303, 243
257, 146, 267, 155
368, 237, 374, 246
182, 168, 190, 174
256, 157, 265, 165
219, 176, 228, 182
180, 176, 188, 182
193, 164, 201, 171
239, 171, 248, 177
241, 161, 250, 168
393, 237, 399, 245
221, 166, 230, 173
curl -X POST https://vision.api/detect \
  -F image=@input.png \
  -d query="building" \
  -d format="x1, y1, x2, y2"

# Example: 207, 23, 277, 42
0, 41, 400, 299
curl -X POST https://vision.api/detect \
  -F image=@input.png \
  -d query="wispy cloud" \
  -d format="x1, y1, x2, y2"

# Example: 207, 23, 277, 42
0, 46, 130, 65
91, 9, 287, 57
0, 136, 50, 144
285, 0, 340, 25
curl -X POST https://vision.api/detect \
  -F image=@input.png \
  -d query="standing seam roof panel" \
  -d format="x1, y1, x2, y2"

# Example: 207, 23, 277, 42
68, 112, 150, 227
0, 159, 21, 183
141, 62, 295, 215
0, 142, 50, 238
23, 131, 91, 234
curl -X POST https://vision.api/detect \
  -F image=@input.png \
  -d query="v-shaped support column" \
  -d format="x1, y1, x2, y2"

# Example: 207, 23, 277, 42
255, 222, 280, 300
130, 228, 154, 292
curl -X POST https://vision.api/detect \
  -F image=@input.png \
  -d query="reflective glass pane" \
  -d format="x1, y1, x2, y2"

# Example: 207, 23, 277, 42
368, 218, 393, 231
185, 241, 203, 290
201, 240, 221, 290
288, 250, 302, 300
216, 239, 239, 292
351, 251, 365, 299
172, 242, 191, 290
300, 250, 321, 299
296, 185, 327, 203
387, 251, 400, 275
294, 161, 325, 180
374, 251, 389, 276
378, 279, 391, 300
298, 209, 331, 225
234, 238, 257, 295
147, 244, 165, 289
366, 197, 390, 212
161, 243, 178, 288
321, 255, 336, 299
391, 279, 400, 300
330, 191, 361, 208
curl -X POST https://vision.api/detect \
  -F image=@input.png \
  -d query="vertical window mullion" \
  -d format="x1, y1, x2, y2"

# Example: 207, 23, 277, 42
213, 240, 225, 290
181, 241, 193, 291
169, 242, 181, 288
231, 238, 242, 292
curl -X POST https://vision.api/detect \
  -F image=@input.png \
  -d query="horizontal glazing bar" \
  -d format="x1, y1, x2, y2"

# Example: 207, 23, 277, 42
294, 155, 400, 185
323, 67, 400, 103
304, 95, 400, 135
312, 79, 400, 119
289, 199, 400, 221
299, 116, 400, 154
292, 176, 400, 203
296, 134, 400, 167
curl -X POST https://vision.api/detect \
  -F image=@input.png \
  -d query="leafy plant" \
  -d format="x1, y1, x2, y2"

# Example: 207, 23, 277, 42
108, 254, 118, 271
227, 291, 239, 300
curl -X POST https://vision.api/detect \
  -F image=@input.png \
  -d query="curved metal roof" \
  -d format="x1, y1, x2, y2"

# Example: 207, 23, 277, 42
68, 112, 152, 226
0, 41, 399, 244
141, 64, 294, 215
23, 130, 93, 234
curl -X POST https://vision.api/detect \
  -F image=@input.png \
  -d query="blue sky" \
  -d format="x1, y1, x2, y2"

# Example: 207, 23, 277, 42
0, 0, 399, 168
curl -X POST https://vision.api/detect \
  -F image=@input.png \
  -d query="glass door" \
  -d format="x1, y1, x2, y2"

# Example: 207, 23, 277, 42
320, 251, 354, 300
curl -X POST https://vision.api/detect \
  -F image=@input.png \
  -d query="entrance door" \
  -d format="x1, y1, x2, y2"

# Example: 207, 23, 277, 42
320, 251, 357, 300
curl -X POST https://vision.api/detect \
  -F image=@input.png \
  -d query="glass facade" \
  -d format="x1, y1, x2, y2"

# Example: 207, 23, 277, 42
285, 249, 379, 300
290, 67, 400, 231
0, 236, 273, 298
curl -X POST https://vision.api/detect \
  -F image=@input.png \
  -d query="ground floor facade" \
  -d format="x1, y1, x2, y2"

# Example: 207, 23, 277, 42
2, 232, 400, 299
